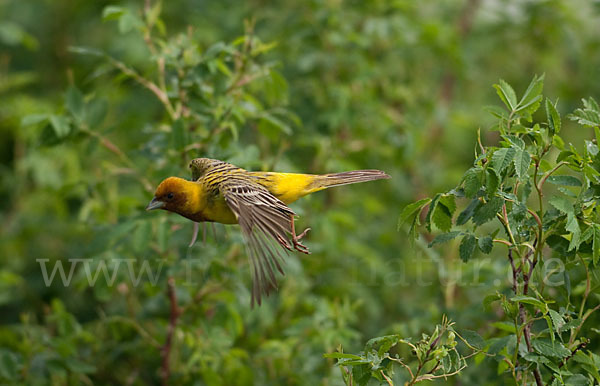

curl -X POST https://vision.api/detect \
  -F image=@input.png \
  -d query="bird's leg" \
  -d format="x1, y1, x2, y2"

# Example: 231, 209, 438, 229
290, 215, 311, 254
189, 222, 200, 248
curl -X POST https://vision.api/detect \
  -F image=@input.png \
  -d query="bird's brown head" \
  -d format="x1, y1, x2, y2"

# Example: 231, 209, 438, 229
146, 177, 193, 215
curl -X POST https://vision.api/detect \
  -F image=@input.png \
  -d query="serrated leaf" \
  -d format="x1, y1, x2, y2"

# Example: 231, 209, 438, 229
425, 194, 441, 232
399, 198, 430, 227
484, 105, 508, 119
513, 146, 531, 179
460, 329, 485, 350
428, 231, 461, 247
439, 194, 456, 216
532, 339, 570, 358
323, 352, 364, 360
549, 196, 574, 215
463, 167, 483, 198
548, 310, 565, 334
569, 97, 600, 128
478, 236, 493, 254
432, 202, 453, 232
566, 214, 581, 251
486, 168, 499, 195
494, 79, 517, 110
491, 147, 516, 174
459, 234, 477, 262
565, 374, 592, 386
546, 175, 582, 187
472, 196, 504, 225
456, 198, 481, 226
516, 74, 544, 115
511, 295, 547, 312
545, 98, 561, 135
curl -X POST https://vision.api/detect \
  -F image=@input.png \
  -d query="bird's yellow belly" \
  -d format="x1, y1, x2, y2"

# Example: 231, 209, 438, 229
202, 199, 238, 224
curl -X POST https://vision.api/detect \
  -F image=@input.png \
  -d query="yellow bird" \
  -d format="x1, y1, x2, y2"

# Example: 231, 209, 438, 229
147, 158, 389, 306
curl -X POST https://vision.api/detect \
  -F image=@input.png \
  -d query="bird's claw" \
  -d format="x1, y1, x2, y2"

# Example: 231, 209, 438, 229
292, 227, 311, 254
276, 234, 294, 251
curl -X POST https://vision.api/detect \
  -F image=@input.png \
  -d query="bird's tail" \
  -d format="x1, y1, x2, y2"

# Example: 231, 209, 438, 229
311, 169, 390, 190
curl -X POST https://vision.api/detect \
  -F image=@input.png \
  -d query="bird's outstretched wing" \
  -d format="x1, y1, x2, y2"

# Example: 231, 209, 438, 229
220, 177, 295, 307
189, 158, 237, 181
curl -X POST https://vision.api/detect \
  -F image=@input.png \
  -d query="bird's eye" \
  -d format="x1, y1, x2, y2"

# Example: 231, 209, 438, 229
167, 193, 174, 200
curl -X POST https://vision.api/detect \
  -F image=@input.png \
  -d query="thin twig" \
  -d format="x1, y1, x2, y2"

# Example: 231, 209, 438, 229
380, 370, 393, 386
414, 365, 467, 382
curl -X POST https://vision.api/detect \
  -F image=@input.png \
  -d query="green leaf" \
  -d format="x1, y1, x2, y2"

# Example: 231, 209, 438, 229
566, 215, 582, 251
493, 79, 517, 111
102, 6, 127, 22
0, 350, 22, 380
545, 98, 561, 135
549, 196, 574, 215
532, 339, 570, 358
483, 293, 501, 310
428, 231, 461, 247
459, 234, 477, 262
432, 199, 453, 232
565, 374, 592, 386
486, 335, 512, 355
463, 167, 483, 198
478, 236, 493, 254
472, 196, 504, 225
491, 147, 516, 174
68, 45, 105, 58
398, 198, 430, 229
569, 97, 600, 128
547, 175, 582, 187
485, 168, 499, 196
65, 358, 96, 374
85, 98, 108, 128
66, 85, 84, 122
49, 115, 71, 138
21, 113, 49, 126
513, 146, 531, 179
323, 352, 364, 360
425, 194, 441, 232
511, 295, 547, 312
439, 194, 456, 216
460, 329, 485, 350
258, 113, 292, 141
456, 198, 481, 226
548, 310, 565, 334
516, 74, 544, 115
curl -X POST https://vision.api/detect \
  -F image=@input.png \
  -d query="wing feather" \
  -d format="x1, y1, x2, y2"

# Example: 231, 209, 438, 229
221, 178, 296, 306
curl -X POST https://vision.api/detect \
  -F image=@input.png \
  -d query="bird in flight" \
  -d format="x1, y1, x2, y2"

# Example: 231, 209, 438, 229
147, 158, 389, 306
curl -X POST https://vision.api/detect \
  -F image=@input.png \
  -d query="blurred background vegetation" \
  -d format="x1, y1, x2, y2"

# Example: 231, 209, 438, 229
1, 0, 599, 384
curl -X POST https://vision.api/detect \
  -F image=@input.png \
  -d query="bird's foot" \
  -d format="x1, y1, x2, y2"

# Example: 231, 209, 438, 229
292, 227, 311, 254
276, 234, 294, 252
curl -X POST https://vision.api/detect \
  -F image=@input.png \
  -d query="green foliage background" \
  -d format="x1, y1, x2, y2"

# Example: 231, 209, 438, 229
1, 0, 599, 384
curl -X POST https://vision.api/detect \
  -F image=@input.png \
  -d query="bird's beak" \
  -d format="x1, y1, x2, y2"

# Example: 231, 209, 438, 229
146, 197, 165, 211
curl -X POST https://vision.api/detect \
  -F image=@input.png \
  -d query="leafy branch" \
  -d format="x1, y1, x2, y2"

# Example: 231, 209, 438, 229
400, 76, 600, 384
